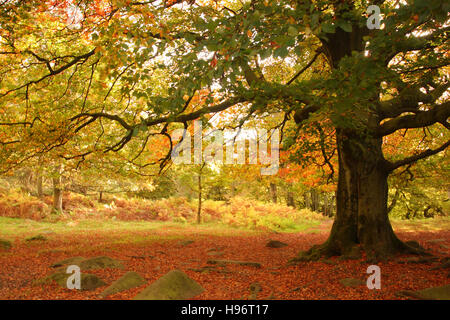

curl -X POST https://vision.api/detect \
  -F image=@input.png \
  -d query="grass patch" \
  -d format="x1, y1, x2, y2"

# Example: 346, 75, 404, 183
391, 216, 450, 232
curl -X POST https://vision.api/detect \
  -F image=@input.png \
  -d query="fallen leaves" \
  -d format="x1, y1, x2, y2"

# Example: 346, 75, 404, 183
0, 224, 449, 300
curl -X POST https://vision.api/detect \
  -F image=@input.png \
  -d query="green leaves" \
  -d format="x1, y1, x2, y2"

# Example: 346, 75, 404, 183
338, 20, 352, 33
287, 26, 298, 37
321, 22, 335, 34
274, 46, 289, 59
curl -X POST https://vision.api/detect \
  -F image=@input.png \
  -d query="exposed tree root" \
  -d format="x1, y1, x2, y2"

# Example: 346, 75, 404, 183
289, 238, 431, 265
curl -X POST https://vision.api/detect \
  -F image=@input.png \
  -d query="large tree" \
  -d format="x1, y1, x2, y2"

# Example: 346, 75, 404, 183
1, 0, 449, 261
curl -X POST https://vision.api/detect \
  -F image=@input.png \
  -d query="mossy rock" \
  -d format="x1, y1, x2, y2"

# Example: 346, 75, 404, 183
249, 282, 262, 300
266, 240, 288, 248
0, 239, 12, 250
99, 272, 146, 298
133, 270, 204, 300
339, 278, 365, 287
51, 257, 86, 268
207, 259, 262, 268
79, 256, 124, 270
398, 285, 450, 300
44, 271, 106, 291
207, 251, 224, 256
416, 285, 450, 300
25, 234, 47, 241
178, 240, 195, 247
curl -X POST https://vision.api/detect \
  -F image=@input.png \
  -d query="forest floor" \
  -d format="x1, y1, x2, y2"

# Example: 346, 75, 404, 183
0, 217, 449, 300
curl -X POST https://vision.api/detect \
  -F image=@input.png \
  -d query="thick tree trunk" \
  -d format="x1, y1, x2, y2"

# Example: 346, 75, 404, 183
293, 129, 424, 262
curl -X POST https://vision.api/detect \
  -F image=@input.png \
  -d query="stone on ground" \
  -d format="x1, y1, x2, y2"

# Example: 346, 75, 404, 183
0, 239, 11, 250
178, 240, 195, 247
79, 256, 124, 270
207, 259, 262, 268
416, 285, 450, 300
266, 240, 288, 248
398, 285, 450, 300
339, 278, 365, 287
25, 234, 47, 241
99, 271, 146, 298
45, 271, 106, 291
133, 270, 204, 300
249, 282, 262, 299
207, 251, 224, 256
51, 257, 86, 268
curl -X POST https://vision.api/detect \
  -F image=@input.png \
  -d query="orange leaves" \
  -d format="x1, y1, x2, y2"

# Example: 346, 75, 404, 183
210, 54, 218, 68
0, 218, 448, 300
269, 41, 280, 49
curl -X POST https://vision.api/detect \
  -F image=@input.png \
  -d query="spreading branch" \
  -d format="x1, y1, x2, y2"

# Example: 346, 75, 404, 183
388, 139, 450, 172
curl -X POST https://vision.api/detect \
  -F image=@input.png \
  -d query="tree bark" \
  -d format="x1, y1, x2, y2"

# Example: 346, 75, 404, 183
36, 174, 43, 198
270, 183, 277, 203
52, 166, 63, 213
310, 189, 319, 211
286, 191, 295, 208
197, 172, 202, 224
322, 193, 333, 217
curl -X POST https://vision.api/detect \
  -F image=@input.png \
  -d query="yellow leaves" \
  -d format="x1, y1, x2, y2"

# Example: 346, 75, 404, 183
247, 30, 253, 38
288, 16, 296, 24
183, 95, 190, 101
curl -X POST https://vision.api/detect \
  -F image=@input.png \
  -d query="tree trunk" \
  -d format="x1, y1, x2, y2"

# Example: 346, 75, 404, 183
270, 183, 277, 203
52, 166, 63, 213
310, 189, 319, 211
286, 191, 295, 208
303, 193, 310, 209
322, 193, 332, 217
197, 173, 202, 224
20, 169, 33, 194
294, 129, 423, 262
36, 174, 43, 198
